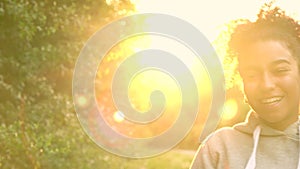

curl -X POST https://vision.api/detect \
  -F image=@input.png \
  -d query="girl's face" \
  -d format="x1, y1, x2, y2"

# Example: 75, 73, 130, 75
238, 40, 300, 130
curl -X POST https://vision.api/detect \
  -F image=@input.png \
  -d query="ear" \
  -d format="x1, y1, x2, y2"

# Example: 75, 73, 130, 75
244, 95, 248, 104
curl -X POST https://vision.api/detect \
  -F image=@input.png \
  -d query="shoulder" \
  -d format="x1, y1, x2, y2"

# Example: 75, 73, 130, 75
202, 127, 237, 144
191, 127, 238, 168
200, 126, 245, 152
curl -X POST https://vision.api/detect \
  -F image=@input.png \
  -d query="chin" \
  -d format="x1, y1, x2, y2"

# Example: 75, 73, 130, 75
258, 112, 286, 124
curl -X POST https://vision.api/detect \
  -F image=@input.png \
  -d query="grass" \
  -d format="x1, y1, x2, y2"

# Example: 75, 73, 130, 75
105, 149, 196, 169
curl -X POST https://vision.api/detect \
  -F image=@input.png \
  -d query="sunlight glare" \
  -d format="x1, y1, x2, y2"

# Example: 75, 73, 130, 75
129, 69, 181, 113
132, 0, 300, 42
113, 111, 125, 123
222, 99, 238, 121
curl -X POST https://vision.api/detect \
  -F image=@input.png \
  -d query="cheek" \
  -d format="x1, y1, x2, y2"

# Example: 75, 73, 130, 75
278, 75, 300, 104
285, 72, 300, 91
242, 82, 255, 99
291, 77, 300, 98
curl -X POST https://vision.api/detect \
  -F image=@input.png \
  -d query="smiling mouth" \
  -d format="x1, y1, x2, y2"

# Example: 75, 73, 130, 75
260, 97, 283, 104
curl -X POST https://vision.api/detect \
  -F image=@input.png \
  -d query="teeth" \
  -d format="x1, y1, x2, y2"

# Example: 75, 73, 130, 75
261, 97, 282, 104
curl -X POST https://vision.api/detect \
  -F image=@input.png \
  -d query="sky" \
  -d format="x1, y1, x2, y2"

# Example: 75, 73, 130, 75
132, 0, 300, 42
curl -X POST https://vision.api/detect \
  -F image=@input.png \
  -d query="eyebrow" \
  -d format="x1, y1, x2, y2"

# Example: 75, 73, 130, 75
239, 58, 292, 72
270, 59, 291, 66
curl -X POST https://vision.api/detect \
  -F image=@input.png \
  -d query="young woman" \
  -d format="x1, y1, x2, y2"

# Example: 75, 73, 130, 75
190, 4, 300, 169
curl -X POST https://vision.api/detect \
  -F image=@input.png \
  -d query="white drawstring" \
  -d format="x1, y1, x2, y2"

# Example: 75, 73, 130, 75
245, 126, 261, 169
245, 124, 300, 169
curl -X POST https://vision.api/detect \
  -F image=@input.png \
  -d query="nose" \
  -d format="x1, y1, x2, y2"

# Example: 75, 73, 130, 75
259, 72, 276, 91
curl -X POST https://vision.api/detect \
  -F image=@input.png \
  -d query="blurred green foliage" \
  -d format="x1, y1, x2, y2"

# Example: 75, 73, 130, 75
0, 0, 141, 168
0, 0, 245, 168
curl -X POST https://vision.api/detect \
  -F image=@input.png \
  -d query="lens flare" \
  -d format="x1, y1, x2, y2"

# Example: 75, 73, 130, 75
73, 13, 224, 158
113, 111, 125, 123
77, 96, 88, 107
222, 99, 238, 121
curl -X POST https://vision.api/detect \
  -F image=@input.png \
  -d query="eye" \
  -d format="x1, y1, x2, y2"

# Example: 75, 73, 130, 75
274, 67, 290, 74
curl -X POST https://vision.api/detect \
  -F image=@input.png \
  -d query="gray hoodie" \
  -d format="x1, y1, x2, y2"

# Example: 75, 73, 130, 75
190, 112, 300, 169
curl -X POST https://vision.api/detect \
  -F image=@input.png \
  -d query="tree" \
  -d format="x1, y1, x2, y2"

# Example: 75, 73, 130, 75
0, 0, 135, 168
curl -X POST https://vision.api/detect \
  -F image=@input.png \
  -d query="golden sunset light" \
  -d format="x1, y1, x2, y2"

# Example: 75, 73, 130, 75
132, 0, 300, 42
222, 98, 238, 121
128, 0, 300, 124
6, 0, 300, 168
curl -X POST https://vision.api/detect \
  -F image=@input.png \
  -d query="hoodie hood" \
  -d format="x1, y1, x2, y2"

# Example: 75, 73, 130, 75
191, 110, 300, 169
234, 111, 299, 140
234, 111, 300, 169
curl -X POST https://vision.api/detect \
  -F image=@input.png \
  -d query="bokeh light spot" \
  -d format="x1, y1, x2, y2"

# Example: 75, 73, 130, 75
77, 96, 88, 107
222, 98, 238, 121
113, 111, 125, 123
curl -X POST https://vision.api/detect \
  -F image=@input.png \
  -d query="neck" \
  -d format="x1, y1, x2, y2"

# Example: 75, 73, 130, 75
258, 114, 299, 131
